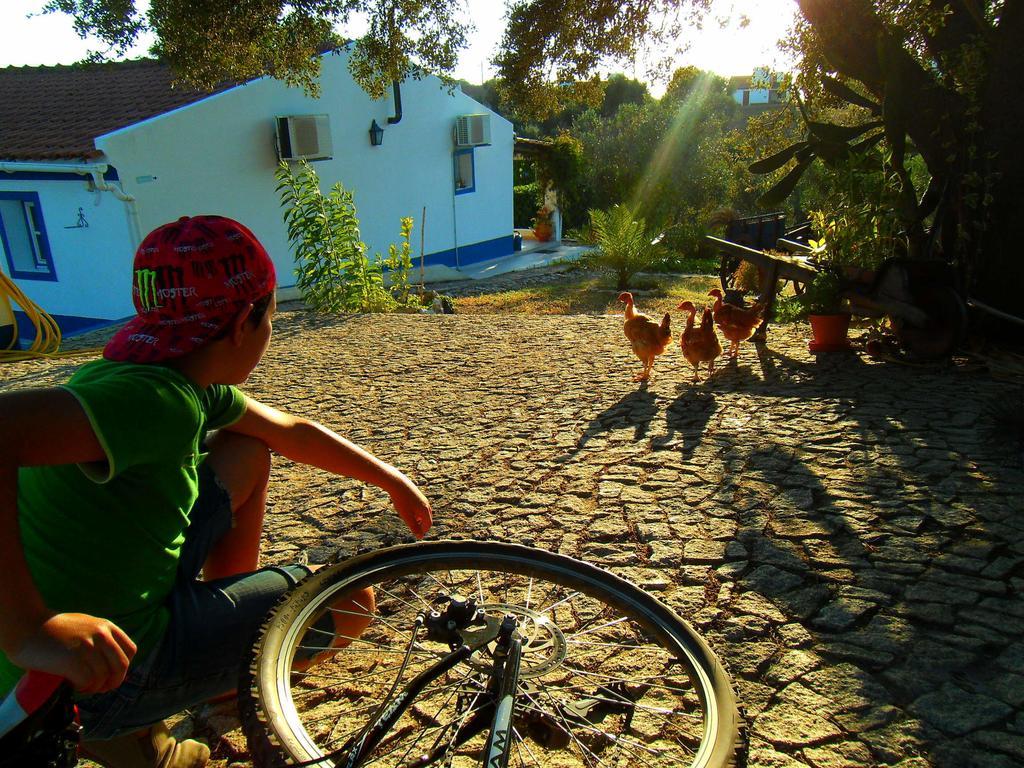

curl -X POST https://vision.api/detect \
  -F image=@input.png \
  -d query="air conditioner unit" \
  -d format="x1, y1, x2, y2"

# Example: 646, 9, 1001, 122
276, 115, 333, 161
454, 114, 491, 147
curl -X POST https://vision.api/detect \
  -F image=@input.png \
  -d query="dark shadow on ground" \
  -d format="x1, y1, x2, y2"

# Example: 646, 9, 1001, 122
569, 383, 660, 456
652, 389, 716, 457
710, 348, 1024, 768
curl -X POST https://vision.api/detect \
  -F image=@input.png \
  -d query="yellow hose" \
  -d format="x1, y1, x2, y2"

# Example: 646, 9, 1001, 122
0, 271, 101, 362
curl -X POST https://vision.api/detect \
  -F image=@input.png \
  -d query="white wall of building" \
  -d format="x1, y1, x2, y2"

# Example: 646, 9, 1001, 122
96, 50, 514, 292
0, 172, 135, 325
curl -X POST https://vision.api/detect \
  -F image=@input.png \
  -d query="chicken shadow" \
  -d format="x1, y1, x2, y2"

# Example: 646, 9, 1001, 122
651, 389, 716, 457
752, 340, 821, 382
568, 383, 660, 457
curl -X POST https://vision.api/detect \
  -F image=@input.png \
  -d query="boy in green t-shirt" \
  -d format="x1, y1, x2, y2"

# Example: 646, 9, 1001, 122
0, 215, 432, 767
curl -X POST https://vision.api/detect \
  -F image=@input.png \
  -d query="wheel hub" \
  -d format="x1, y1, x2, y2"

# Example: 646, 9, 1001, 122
467, 603, 566, 679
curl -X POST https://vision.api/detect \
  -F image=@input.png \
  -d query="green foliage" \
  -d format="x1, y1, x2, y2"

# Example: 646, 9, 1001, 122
584, 205, 669, 290
275, 160, 415, 313
600, 74, 649, 117
804, 147, 912, 269
536, 133, 585, 226
774, 271, 846, 322
383, 217, 415, 307
563, 68, 740, 244
495, 1, 712, 120
513, 182, 543, 228
43, 0, 467, 98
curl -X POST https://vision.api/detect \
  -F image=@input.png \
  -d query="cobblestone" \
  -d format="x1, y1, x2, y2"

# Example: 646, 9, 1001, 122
3, 295, 1022, 767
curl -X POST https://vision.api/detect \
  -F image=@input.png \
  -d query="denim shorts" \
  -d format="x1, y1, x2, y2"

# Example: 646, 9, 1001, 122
78, 464, 312, 739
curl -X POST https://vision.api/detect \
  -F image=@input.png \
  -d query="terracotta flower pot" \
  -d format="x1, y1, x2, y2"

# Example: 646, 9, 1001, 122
807, 313, 851, 353
533, 221, 553, 242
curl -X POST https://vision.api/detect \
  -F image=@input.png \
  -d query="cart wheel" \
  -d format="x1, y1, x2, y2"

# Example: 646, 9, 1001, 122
890, 284, 967, 360
790, 279, 807, 297
719, 254, 742, 291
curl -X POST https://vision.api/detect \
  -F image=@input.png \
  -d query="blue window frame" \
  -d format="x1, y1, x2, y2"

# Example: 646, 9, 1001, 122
0, 192, 56, 281
454, 148, 475, 194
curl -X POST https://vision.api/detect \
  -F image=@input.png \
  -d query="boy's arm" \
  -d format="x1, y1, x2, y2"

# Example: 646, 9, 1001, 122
225, 396, 432, 538
0, 388, 137, 693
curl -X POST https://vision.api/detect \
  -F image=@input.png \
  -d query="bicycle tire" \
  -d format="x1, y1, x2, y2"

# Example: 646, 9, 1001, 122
240, 540, 743, 768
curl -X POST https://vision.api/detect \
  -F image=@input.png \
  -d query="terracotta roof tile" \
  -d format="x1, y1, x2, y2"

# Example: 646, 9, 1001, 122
0, 59, 235, 162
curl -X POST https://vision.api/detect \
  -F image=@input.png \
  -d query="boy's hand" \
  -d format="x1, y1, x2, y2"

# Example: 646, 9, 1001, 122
390, 482, 432, 539
10, 613, 137, 694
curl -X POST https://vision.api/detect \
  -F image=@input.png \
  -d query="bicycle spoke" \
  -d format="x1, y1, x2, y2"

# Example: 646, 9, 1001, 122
516, 701, 664, 762
360, 665, 482, 766
564, 616, 630, 640
557, 664, 695, 698
244, 544, 733, 768
386, 671, 471, 767
512, 725, 542, 767
525, 686, 604, 767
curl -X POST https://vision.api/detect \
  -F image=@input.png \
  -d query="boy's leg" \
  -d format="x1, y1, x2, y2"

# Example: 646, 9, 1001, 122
76, 431, 376, 738
198, 430, 376, 663
200, 429, 271, 581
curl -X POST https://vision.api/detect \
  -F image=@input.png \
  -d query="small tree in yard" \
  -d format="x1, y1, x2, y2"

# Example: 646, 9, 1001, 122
587, 205, 668, 290
276, 161, 416, 313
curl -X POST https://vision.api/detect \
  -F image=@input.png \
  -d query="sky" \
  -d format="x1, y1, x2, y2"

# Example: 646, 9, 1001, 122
0, 0, 799, 94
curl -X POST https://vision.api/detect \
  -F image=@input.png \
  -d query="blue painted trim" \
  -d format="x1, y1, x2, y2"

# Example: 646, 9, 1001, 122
11, 310, 121, 341
0, 167, 119, 182
454, 148, 475, 195
0, 191, 57, 281
419, 235, 513, 269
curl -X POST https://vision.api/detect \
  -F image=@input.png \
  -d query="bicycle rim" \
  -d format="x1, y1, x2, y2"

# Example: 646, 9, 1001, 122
241, 541, 741, 768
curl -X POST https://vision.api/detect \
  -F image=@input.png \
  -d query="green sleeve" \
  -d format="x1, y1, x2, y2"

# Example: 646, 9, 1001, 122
61, 369, 201, 483
204, 385, 246, 430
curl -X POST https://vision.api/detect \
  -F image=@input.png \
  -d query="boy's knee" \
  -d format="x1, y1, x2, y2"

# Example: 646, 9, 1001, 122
205, 431, 271, 506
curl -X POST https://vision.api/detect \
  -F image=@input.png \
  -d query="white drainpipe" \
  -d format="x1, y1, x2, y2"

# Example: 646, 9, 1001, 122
0, 160, 142, 247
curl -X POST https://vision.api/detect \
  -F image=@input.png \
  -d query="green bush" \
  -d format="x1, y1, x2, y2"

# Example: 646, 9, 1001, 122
513, 182, 542, 228
584, 205, 669, 289
276, 160, 417, 313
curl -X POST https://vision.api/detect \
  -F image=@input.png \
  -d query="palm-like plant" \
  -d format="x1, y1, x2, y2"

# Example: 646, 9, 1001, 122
587, 205, 668, 290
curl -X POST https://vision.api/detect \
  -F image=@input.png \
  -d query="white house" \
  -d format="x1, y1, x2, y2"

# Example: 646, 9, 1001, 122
728, 68, 786, 108
0, 49, 513, 338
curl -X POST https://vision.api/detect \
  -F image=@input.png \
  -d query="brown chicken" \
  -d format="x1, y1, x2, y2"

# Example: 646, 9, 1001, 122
677, 301, 723, 382
619, 291, 672, 381
708, 288, 766, 358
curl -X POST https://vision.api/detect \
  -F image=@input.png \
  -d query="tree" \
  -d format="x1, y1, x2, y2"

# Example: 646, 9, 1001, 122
781, 2, 1021, 312
46, 1, 1023, 311
41, 0, 469, 98
565, 69, 740, 247
600, 74, 649, 117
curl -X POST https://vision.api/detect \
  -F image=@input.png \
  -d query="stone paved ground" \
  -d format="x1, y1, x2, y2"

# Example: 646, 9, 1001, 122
4, 303, 1024, 768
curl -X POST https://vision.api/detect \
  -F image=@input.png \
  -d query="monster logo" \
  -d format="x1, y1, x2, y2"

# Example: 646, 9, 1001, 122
219, 252, 247, 280
135, 268, 161, 311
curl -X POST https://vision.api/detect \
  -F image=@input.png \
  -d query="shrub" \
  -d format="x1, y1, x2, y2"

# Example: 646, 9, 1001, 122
584, 205, 669, 290
774, 270, 847, 322
513, 182, 542, 228
276, 160, 417, 313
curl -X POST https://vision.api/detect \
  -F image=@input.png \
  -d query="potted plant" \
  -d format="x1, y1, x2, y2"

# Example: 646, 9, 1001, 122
532, 206, 554, 242
796, 270, 851, 352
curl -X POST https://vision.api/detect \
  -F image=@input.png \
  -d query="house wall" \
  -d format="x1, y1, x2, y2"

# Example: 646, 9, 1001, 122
732, 88, 773, 105
96, 50, 514, 293
0, 171, 135, 332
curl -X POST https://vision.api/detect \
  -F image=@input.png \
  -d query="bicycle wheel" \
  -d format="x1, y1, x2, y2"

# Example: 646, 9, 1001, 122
240, 541, 742, 768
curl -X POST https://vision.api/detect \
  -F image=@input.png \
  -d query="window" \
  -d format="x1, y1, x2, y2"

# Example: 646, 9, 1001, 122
454, 148, 475, 194
0, 192, 55, 281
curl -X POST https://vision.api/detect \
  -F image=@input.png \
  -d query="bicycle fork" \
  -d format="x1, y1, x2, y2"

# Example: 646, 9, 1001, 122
330, 609, 523, 768
482, 617, 522, 768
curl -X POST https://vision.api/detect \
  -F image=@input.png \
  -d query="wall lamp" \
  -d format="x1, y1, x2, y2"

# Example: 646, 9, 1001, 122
369, 119, 384, 146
